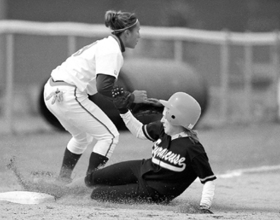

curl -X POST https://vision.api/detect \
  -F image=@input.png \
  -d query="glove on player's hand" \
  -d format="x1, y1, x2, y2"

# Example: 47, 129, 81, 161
45, 88, 64, 105
111, 86, 133, 113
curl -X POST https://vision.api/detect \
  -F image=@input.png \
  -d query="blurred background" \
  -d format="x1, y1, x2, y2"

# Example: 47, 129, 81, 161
2, 0, 280, 30
0, 0, 280, 133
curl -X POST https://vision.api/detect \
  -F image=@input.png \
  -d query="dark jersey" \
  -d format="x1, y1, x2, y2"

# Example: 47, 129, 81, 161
140, 121, 216, 198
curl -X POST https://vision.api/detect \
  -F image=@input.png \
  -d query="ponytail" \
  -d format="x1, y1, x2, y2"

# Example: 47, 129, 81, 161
184, 128, 199, 144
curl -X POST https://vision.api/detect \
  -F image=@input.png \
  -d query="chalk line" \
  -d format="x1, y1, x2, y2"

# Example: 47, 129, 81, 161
217, 164, 280, 179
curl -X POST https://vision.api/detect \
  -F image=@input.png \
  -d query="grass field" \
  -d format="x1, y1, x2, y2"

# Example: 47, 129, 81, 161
0, 116, 280, 219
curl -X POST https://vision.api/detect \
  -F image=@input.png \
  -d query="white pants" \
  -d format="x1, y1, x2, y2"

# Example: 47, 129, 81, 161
44, 78, 119, 158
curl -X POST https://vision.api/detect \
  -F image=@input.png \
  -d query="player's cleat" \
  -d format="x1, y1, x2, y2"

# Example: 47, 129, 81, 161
199, 208, 214, 214
64, 176, 89, 189
84, 175, 93, 188
58, 148, 82, 181
54, 176, 72, 186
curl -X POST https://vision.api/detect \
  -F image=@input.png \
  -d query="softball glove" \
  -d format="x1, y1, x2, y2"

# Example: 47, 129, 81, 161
111, 86, 133, 113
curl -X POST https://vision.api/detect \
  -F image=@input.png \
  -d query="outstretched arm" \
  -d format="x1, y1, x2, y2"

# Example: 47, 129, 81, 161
192, 154, 216, 213
199, 180, 215, 213
111, 86, 162, 140
120, 111, 147, 140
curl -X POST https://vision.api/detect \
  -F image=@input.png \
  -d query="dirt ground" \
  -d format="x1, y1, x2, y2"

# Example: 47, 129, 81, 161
0, 171, 280, 220
0, 117, 280, 219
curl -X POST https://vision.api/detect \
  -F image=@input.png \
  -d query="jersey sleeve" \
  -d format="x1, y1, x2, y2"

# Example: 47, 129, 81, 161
120, 111, 146, 140
142, 121, 164, 142
191, 153, 217, 184
95, 51, 123, 78
96, 74, 116, 98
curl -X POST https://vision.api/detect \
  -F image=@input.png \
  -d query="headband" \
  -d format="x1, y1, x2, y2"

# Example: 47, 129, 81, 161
111, 19, 138, 33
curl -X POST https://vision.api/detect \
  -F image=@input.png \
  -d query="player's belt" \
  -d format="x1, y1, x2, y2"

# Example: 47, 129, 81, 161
49, 77, 75, 87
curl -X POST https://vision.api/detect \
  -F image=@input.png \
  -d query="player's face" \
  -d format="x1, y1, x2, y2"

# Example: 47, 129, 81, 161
125, 22, 140, 49
161, 108, 177, 136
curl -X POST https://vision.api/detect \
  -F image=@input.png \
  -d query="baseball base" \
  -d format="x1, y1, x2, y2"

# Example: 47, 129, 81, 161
0, 191, 55, 204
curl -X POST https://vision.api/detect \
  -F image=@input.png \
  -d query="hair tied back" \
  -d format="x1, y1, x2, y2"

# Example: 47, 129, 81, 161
112, 12, 117, 22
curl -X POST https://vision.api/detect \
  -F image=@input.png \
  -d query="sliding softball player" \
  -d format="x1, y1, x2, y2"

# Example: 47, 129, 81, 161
85, 90, 216, 213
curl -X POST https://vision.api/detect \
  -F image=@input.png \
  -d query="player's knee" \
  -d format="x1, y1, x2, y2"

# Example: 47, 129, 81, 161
106, 134, 119, 158
113, 133, 119, 145
67, 136, 93, 154
111, 132, 119, 148
93, 133, 119, 158
101, 132, 119, 146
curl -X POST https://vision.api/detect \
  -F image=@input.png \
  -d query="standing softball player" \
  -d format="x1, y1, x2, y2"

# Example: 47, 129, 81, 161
44, 10, 149, 183
84, 90, 217, 213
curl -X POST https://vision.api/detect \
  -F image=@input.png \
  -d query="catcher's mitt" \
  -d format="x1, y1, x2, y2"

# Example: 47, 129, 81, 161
111, 86, 133, 113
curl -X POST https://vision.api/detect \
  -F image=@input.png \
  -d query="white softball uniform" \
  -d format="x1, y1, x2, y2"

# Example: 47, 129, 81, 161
44, 35, 123, 158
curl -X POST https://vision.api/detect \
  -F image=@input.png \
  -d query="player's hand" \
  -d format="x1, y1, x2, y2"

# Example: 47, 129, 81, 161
45, 88, 64, 104
132, 90, 148, 103
143, 98, 163, 107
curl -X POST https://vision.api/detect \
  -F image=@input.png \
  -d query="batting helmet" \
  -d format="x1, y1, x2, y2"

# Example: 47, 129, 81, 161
159, 92, 201, 129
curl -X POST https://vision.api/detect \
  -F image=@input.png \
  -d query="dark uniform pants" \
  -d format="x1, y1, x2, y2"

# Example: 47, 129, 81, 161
90, 160, 165, 203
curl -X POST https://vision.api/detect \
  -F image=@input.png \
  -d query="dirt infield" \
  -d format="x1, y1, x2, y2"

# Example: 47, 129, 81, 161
0, 117, 280, 219
1, 171, 280, 220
